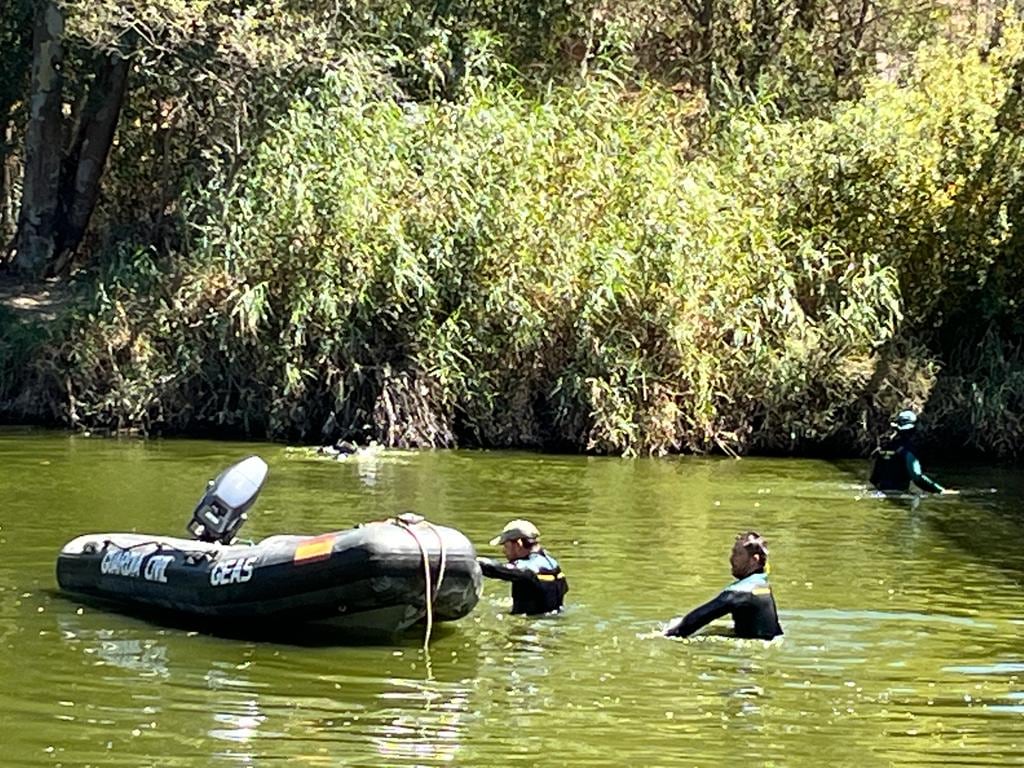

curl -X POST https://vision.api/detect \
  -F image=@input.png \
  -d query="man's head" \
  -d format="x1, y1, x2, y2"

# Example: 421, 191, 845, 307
489, 519, 541, 562
731, 531, 768, 579
891, 409, 918, 432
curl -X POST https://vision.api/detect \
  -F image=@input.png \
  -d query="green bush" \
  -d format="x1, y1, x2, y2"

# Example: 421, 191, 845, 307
18, 28, 1024, 456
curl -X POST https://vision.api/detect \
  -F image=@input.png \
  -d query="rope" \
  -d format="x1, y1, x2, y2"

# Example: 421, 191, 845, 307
94, 538, 223, 567
431, 522, 447, 601
393, 514, 448, 651
101, 539, 162, 551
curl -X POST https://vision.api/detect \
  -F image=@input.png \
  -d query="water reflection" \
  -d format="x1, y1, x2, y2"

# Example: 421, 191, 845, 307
371, 676, 473, 764
209, 702, 267, 742
208, 699, 267, 766
55, 608, 483, 765
58, 615, 171, 678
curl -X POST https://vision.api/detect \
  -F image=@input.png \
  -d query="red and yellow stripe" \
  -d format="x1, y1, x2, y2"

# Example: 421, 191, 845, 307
293, 533, 335, 564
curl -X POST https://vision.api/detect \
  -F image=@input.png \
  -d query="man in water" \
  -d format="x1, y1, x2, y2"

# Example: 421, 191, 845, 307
477, 519, 568, 615
870, 409, 956, 494
664, 531, 783, 640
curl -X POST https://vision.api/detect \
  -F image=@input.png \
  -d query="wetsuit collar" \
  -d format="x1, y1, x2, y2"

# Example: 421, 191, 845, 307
727, 571, 768, 590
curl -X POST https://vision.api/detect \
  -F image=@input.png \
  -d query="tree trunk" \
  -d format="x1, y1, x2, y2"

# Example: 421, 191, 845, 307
738, 0, 785, 93
2, 122, 14, 251
833, 0, 872, 82
13, 0, 64, 278
795, 0, 818, 33
698, 0, 716, 99
53, 53, 129, 272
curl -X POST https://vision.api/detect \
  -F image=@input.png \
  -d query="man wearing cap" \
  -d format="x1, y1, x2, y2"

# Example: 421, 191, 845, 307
477, 519, 568, 615
870, 409, 955, 494
664, 531, 783, 640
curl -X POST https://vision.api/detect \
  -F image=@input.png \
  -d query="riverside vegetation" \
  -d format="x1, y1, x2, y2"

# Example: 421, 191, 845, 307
1, 1, 1023, 458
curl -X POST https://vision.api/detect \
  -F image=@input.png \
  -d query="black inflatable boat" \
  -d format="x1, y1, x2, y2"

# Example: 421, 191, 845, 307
56, 457, 482, 636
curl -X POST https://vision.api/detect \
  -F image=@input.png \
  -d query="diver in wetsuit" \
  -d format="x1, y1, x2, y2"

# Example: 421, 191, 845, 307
477, 519, 568, 615
870, 410, 956, 494
664, 531, 782, 640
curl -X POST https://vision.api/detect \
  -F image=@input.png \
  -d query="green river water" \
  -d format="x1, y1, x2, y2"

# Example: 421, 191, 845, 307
1, 428, 1022, 767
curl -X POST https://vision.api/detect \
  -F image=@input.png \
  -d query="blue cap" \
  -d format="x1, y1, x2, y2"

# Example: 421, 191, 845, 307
892, 410, 918, 431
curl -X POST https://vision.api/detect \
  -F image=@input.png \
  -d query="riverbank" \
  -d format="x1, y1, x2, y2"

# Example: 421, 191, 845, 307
3, 41, 1024, 459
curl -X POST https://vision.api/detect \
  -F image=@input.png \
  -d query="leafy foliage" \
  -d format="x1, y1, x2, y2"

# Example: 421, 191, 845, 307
4, 1, 1024, 456
17, 27, 1020, 456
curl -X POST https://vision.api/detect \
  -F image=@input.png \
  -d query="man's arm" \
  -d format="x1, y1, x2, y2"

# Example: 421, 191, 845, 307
664, 590, 737, 638
477, 557, 536, 583
904, 451, 945, 493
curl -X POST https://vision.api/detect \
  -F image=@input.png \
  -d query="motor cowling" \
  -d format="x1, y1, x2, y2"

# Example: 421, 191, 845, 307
187, 456, 269, 544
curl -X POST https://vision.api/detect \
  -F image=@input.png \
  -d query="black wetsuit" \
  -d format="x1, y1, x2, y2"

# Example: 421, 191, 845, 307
478, 550, 568, 615
870, 435, 944, 493
664, 571, 783, 640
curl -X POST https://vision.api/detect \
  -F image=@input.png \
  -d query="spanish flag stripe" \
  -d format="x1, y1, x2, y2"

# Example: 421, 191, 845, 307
294, 534, 335, 564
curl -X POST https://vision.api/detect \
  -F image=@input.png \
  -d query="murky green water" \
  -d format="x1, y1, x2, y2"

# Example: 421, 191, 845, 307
1, 429, 1022, 767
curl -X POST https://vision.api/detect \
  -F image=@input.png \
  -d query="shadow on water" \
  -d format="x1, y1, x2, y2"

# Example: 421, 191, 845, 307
829, 457, 1024, 577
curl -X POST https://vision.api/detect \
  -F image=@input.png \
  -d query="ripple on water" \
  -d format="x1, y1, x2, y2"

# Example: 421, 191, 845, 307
3, 440, 1024, 766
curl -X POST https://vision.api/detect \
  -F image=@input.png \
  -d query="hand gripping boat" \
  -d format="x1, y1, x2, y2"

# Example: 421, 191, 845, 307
55, 456, 483, 637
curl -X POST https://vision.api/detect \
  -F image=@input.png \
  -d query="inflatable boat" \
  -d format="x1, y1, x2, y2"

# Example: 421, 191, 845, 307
56, 457, 482, 637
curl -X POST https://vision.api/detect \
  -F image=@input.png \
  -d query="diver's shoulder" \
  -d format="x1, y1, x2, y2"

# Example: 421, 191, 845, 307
725, 572, 771, 594
518, 549, 561, 570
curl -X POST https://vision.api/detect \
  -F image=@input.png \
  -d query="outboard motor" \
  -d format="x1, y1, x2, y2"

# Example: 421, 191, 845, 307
187, 456, 269, 544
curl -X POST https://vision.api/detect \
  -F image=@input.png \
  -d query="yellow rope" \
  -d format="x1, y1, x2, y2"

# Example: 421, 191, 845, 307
393, 515, 447, 651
